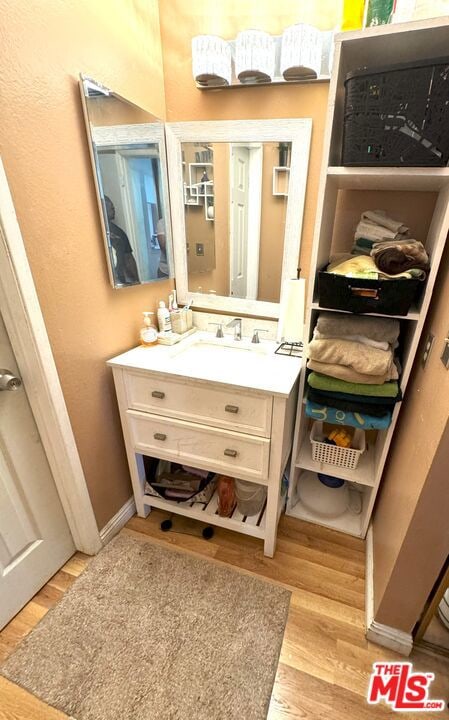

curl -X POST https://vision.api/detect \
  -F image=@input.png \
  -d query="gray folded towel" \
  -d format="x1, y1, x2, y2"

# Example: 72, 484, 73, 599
316, 313, 400, 345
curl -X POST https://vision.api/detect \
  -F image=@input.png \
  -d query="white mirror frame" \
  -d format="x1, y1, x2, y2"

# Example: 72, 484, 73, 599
79, 77, 174, 288
165, 119, 312, 319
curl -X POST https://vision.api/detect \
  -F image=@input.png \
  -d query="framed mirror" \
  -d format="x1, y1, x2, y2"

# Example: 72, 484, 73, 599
166, 119, 311, 318
79, 75, 174, 288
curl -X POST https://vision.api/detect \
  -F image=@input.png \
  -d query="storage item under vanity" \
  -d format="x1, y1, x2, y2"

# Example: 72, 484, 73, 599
317, 270, 422, 316
143, 457, 217, 504
192, 35, 232, 87
280, 24, 323, 80
234, 479, 267, 517
342, 57, 449, 167
235, 30, 275, 84
217, 475, 236, 517
311, 421, 365, 470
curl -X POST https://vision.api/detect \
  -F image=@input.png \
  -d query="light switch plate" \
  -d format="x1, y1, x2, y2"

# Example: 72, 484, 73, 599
421, 332, 435, 367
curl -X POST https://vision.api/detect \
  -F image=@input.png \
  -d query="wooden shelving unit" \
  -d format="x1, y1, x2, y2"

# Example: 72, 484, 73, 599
183, 161, 214, 220
287, 19, 449, 538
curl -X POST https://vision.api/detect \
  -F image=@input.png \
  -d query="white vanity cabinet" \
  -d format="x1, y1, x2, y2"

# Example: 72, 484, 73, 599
108, 341, 300, 556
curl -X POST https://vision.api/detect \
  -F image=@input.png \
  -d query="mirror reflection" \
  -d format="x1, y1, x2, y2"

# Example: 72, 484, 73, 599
80, 76, 173, 288
183, 141, 291, 303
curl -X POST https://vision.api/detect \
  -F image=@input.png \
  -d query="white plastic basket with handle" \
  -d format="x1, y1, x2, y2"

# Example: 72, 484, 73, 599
310, 421, 366, 470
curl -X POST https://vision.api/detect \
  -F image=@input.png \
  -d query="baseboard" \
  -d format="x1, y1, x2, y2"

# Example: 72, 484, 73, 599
367, 621, 413, 656
365, 524, 413, 656
100, 497, 136, 546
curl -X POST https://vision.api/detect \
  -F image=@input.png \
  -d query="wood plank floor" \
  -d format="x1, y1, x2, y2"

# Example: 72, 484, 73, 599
1, 510, 449, 719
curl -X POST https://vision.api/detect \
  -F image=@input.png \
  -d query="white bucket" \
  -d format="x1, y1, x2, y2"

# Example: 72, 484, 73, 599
192, 35, 232, 87
281, 24, 323, 80
235, 479, 267, 516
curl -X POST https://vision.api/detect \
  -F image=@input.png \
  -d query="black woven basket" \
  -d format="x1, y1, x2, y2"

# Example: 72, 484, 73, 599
342, 57, 449, 167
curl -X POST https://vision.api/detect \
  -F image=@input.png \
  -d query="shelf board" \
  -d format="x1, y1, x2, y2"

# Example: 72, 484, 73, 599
286, 497, 364, 538
142, 487, 266, 540
327, 167, 449, 192
197, 76, 330, 91
310, 301, 420, 321
296, 436, 376, 488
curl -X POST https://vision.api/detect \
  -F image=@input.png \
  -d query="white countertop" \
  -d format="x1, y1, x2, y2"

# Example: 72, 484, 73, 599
107, 332, 302, 397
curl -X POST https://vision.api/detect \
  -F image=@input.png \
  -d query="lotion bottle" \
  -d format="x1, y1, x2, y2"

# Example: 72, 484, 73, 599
140, 312, 158, 347
157, 300, 172, 333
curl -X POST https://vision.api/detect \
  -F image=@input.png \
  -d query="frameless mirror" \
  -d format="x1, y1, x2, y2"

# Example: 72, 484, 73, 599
166, 120, 312, 318
80, 75, 173, 288
182, 141, 291, 303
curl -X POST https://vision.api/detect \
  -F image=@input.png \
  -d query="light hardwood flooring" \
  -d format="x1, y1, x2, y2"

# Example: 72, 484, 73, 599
1, 510, 449, 719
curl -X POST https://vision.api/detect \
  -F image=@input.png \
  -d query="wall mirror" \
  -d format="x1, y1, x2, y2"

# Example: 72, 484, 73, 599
79, 75, 174, 288
166, 119, 311, 318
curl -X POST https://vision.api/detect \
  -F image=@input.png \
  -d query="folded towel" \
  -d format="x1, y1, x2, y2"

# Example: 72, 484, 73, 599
313, 328, 390, 351
371, 241, 429, 275
307, 359, 398, 384
306, 399, 392, 430
327, 254, 421, 280
355, 237, 377, 250
307, 386, 401, 406
361, 210, 409, 235
351, 244, 372, 256
355, 220, 400, 243
308, 371, 400, 397
307, 388, 395, 417
316, 313, 400, 345
308, 338, 394, 376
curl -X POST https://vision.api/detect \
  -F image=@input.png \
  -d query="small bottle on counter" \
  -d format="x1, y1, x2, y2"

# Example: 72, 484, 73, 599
140, 312, 158, 347
157, 301, 172, 334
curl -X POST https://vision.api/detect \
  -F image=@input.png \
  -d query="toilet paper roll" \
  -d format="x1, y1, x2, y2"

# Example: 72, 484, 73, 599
279, 278, 305, 343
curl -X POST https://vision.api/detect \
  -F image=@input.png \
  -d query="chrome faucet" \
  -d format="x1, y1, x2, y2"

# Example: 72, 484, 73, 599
226, 317, 242, 341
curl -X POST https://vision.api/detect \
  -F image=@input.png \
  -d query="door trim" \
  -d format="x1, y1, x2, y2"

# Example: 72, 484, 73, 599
0, 158, 101, 555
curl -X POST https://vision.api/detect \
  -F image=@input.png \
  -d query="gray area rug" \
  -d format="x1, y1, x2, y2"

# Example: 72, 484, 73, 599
1, 534, 290, 720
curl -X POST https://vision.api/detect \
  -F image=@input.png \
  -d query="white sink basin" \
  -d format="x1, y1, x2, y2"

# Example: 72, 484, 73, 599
108, 331, 302, 397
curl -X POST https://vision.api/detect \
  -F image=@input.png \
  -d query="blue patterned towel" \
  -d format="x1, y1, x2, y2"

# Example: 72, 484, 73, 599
305, 400, 392, 430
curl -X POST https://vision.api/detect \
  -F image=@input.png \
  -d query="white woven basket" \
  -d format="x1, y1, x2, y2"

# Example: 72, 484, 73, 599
310, 421, 366, 470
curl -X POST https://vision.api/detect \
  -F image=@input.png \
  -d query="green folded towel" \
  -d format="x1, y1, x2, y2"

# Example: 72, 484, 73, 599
355, 237, 376, 249
307, 372, 399, 398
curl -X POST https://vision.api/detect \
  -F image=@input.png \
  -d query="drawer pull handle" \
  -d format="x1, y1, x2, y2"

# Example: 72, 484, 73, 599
154, 433, 167, 441
224, 448, 238, 458
151, 391, 165, 399
225, 404, 239, 414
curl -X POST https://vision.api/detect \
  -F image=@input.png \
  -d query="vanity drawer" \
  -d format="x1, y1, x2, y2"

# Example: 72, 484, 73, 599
127, 410, 270, 483
124, 371, 272, 438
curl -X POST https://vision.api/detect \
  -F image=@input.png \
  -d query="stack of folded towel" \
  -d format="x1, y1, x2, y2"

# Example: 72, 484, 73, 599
306, 313, 402, 430
347, 209, 430, 280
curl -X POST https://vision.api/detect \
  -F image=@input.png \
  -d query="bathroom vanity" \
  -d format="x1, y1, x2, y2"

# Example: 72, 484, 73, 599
108, 333, 300, 556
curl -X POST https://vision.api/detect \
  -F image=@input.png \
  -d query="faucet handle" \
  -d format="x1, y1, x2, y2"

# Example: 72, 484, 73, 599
251, 328, 268, 344
208, 322, 224, 338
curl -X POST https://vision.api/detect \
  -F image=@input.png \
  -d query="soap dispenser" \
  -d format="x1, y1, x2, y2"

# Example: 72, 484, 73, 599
140, 312, 158, 347
157, 301, 172, 334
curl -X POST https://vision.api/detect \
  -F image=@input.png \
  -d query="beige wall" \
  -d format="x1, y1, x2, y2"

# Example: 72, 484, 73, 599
258, 144, 289, 303
373, 239, 449, 632
0, 0, 171, 529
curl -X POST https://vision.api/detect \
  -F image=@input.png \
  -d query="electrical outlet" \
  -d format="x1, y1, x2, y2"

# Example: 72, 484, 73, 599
441, 332, 449, 369
422, 332, 435, 367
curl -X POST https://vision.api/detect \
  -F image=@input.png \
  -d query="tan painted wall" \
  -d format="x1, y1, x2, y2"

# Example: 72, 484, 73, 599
0, 0, 171, 529
258, 144, 289, 303
373, 238, 449, 632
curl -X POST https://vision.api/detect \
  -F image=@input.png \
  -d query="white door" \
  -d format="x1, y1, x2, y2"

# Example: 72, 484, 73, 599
0, 312, 75, 629
230, 145, 250, 298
